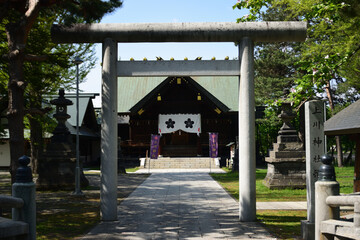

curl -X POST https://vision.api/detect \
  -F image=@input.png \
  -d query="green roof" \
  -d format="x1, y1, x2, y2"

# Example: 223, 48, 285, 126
117, 76, 238, 113
192, 76, 238, 111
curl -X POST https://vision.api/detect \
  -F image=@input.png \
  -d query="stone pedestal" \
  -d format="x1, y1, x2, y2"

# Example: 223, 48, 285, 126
36, 144, 89, 190
37, 144, 73, 190
263, 102, 306, 189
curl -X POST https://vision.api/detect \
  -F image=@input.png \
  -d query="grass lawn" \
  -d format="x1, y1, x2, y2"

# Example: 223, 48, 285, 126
124, 167, 140, 173
210, 166, 354, 239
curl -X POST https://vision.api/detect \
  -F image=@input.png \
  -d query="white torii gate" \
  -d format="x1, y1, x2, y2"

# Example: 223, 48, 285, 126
52, 22, 307, 222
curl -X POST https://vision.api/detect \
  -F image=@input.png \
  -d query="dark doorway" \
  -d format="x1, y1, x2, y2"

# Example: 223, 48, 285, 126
161, 130, 198, 157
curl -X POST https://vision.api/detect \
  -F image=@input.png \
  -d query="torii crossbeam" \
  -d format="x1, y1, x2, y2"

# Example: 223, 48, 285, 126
52, 21, 307, 222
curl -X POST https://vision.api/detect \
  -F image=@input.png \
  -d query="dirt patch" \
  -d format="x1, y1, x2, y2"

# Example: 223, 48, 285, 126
0, 172, 149, 239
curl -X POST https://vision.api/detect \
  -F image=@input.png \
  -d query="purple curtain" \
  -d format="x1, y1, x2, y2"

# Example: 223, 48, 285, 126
209, 132, 218, 158
150, 134, 160, 159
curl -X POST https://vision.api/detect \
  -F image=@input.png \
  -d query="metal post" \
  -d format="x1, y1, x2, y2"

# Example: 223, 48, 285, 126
73, 56, 83, 196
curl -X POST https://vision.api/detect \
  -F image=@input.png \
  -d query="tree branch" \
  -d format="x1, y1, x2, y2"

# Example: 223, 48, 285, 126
25, 107, 52, 116
22, 0, 42, 41
2, 49, 20, 60
24, 54, 49, 62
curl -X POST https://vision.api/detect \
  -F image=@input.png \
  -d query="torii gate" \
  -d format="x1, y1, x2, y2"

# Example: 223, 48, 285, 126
52, 22, 307, 222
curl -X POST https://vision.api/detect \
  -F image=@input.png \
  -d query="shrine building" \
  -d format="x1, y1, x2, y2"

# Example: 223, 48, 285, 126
117, 75, 238, 160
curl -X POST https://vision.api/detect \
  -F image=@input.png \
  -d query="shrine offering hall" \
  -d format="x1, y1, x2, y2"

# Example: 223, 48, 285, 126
117, 76, 238, 159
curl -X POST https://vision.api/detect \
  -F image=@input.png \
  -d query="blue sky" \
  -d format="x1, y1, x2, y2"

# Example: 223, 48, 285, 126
80, 0, 248, 106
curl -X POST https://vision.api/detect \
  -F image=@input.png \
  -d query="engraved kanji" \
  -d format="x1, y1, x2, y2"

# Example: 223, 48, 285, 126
313, 137, 323, 147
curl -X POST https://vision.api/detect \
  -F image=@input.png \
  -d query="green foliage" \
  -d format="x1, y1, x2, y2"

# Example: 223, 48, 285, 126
234, 0, 360, 105
256, 107, 282, 158
1, 0, 122, 177
253, 41, 302, 158
234, 0, 359, 162
254, 43, 300, 105
233, 0, 270, 22
0, 1, 122, 165
0, 10, 97, 151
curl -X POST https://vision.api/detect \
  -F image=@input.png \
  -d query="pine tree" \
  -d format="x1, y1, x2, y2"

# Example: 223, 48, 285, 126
0, 0, 122, 183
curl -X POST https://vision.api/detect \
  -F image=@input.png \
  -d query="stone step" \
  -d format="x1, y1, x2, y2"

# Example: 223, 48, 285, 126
269, 151, 305, 159
265, 157, 306, 163
142, 157, 220, 169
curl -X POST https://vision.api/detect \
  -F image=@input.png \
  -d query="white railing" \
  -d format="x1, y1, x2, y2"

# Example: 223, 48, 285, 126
320, 193, 360, 239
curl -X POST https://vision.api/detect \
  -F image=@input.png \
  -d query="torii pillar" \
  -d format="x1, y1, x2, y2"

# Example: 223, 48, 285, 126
239, 37, 256, 221
51, 22, 307, 221
100, 38, 118, 220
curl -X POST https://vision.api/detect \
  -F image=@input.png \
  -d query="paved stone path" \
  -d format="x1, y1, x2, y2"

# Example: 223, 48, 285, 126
83, 171, 275, 239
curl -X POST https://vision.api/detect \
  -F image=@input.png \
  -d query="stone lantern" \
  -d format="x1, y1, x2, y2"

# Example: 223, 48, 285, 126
36, 89, 89, 190
50, 89, 73, 144
263, 102, 306, 189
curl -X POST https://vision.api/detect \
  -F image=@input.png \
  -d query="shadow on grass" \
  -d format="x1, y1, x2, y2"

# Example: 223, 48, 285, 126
257, 210, 306, 239
256, 169, 267, 180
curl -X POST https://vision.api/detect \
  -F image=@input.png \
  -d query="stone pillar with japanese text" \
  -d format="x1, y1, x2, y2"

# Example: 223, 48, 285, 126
302, 100, 326, 240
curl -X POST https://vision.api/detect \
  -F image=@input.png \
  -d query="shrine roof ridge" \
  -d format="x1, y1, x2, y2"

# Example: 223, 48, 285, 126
52, 21, 307, 44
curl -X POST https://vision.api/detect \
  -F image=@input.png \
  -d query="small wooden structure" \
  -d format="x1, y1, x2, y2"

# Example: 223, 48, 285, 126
324, 99, 360, 192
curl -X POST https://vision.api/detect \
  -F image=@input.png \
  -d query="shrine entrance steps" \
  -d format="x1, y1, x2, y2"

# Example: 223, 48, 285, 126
141, 157, 220, 169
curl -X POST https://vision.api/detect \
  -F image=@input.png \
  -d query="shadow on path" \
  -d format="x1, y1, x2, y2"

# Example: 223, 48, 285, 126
83, 171, 275, 239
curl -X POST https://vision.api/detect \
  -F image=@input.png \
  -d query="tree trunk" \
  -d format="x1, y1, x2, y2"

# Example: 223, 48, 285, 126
4, 2, 42, 183
335, 136, 343, 167
6, 24, 26, 183
325, 81, 343, 167
29, 116, 43, 174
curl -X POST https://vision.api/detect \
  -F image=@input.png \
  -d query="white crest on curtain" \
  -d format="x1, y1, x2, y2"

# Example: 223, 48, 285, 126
158, 114, 201, 136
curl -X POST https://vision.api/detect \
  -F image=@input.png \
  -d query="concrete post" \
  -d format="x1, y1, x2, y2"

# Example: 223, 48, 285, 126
315, 181, 339, 240
355, 201, 360, 238
12, 156, 36, 240
238, 37, 256, 222
302, 100, 326, 239
355, 201, 360, 228
315, 155, 339, 240
100, 38, 118, 221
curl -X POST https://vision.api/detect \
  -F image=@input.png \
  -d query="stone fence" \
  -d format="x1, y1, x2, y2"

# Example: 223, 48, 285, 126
314, 155, 360, 239
0, 195, 29, 239
0, 156, 36, 240
320, 194, 360, 239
